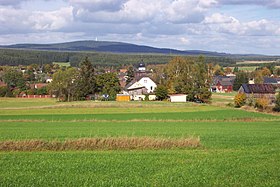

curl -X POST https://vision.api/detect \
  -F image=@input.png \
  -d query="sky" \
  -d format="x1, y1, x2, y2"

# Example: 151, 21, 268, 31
0, 0, 280, 55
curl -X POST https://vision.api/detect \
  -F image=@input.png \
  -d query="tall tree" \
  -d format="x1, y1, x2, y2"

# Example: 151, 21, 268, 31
3, 68, 26, 91
47, 68, 77, 101
126, 66, 135, 85
74, 57, 96, 99
233, 71, 249, 91
155, 85, 168, 101
96, 73, 121, 100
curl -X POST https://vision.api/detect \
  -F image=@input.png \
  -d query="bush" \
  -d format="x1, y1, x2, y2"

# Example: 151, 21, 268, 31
0, 86, 8, 97
27, 89, 35, 95
144, 94, 149, 101
246, 94, 255, 107
155, 85, 168, 101
255, 97, 269, 110
12, 89, 20, 97
234, 93, 246, 108
273, 92, 280, 112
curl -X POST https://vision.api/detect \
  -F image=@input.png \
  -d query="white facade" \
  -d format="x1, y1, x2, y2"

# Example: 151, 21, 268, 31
138, 77, 157, 93
170, 94, 187, 102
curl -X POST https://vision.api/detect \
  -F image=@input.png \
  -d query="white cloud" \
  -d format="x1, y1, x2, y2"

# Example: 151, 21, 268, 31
71, 0, 213, 24
28, 7, 73, 31
0, 0, 279, 55
203, 13, 280, 36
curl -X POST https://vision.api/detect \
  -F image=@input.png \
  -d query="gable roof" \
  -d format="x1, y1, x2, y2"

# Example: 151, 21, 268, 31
127, 82, 145, 90
213, 76, 235, 86
264, 77, 280, 84
241, 84, 278, 94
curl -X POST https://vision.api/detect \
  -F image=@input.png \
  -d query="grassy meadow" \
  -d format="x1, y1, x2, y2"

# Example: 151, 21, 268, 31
0, 98, 280, 186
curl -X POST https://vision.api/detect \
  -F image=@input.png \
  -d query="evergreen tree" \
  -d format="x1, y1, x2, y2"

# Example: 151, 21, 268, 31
273, 92, 280, 112
74, 57, 96, 99
126, 66, 135, 85
233, 71, 249, 91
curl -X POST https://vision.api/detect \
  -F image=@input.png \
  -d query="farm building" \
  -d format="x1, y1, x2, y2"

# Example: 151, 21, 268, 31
238, 84, 280, 103
211, 76, 235, 93
169, 94, 187, 102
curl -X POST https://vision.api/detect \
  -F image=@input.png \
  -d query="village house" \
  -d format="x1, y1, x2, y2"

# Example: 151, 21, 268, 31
238, 84, 280, 103
124, 77, 157, 101
211, 76, 236, 93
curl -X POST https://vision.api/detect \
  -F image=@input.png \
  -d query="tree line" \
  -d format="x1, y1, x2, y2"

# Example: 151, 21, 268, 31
0, 48, 242, 67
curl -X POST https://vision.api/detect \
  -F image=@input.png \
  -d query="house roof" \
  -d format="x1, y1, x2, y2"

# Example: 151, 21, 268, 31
213, 76, 235, 86
241, 84, 279, 94
264, 77, 280, 84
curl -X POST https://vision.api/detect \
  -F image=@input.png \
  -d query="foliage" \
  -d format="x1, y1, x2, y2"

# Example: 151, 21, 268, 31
155, 85, 168, 101
2, 68, 26, 91
126, 66, 135, 85
96, 73, 121, 100
273, 92, 280, 112
0, 86, 8, 97
47, 68, 78, 101
234, 93, 246, 108
1, 48, 267, 67
246, 94, 255, 107
73, 57, 96, 100
233, 71, 249, 91
36, 86, 48, 95
255, 97, 269, 110
233, 67, 239, 73
165, 56, 211, 102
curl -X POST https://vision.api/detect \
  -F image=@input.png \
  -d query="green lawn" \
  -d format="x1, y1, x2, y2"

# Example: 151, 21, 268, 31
0, 98, 58, 108
0, 99, 280, 186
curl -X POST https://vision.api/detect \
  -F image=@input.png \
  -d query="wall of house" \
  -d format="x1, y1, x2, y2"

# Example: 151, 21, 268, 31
138, 77, 157, 93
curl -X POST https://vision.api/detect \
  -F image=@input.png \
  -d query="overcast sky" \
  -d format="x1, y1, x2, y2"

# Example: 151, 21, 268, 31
0, 0, 280, 55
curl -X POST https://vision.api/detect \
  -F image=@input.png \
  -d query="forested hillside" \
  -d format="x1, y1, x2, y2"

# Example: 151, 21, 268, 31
0, 48, 239, 67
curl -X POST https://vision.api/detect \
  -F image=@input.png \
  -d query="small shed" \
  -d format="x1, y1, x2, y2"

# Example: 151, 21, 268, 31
116, 94, 130, 101
169, 94, 187, 102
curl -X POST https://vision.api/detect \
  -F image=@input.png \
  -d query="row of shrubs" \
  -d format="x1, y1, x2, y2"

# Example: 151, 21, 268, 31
0, 86, 47, 97
234, 92, 280, 112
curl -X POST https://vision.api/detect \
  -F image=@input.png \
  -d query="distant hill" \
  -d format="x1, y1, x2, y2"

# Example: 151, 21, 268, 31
0, 40, 231, 57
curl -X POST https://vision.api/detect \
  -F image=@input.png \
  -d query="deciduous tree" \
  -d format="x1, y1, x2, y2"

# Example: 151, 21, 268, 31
96, 73, 121, 100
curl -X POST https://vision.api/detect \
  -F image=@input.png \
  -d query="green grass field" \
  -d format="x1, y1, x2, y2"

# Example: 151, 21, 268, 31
0, 98, 280, 186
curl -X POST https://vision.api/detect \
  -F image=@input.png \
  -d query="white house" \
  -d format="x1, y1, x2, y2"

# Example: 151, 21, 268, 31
169, 94, 187, 102
124, 77, 157, 101
138, 77, 157, 93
